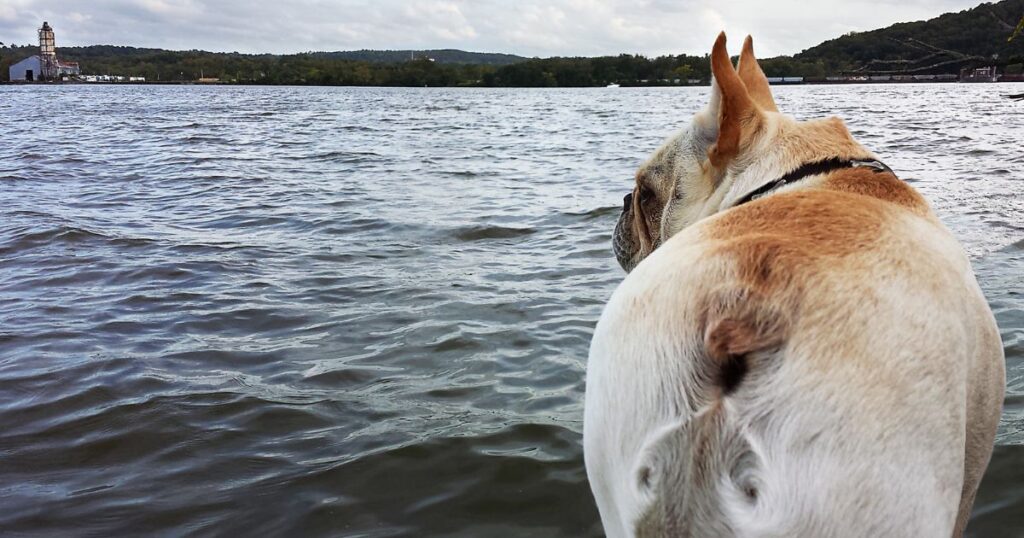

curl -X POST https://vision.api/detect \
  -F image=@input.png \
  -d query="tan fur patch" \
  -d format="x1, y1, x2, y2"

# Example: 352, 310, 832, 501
825, 168, 930, 216
699, 286, 790, 398
707, 190, 890, 293
704, 314, 786, 362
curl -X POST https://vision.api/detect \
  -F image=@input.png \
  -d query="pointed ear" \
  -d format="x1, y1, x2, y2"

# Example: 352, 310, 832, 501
692, 77, 722, 145
708, 32, 761, 169
737, 36, 778, 112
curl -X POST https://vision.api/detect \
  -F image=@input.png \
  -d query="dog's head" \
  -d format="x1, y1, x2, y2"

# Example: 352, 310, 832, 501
613, 33, 867, 272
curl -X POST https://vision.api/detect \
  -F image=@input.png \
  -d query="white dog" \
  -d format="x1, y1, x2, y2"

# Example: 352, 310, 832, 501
584, 33, 1005, 538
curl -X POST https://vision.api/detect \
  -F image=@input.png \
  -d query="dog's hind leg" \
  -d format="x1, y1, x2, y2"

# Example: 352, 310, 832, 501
630, 400, 761, 538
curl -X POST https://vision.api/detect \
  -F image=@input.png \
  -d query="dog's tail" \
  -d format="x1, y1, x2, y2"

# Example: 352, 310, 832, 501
632, 289, 790, 537
700, 287, 789, 398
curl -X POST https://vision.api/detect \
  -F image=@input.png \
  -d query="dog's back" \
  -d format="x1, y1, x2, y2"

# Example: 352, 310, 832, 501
584, 177, 1004, 537
585, 33, 1005, 538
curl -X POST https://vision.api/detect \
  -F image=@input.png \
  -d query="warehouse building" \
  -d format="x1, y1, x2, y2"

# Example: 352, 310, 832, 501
8, 22, 80, 81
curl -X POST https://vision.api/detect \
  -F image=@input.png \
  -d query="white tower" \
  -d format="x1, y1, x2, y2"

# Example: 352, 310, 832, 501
38, 21, 58, 80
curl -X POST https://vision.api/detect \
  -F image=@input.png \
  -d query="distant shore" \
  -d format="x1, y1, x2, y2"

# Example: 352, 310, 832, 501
3, 79, 1023, 88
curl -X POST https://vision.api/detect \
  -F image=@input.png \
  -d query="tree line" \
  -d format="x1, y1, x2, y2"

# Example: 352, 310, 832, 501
0, 44, 720, 86
0, 45, 931, 86
1, 0, 1021, 86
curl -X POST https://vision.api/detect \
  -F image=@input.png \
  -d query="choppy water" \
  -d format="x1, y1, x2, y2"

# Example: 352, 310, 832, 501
0, 84, 1021, 536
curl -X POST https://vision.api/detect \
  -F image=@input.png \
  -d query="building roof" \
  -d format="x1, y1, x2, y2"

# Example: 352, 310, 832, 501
10, 55, 40, 66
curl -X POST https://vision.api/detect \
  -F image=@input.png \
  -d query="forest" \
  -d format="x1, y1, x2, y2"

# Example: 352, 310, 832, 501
1, 0, 1022, 86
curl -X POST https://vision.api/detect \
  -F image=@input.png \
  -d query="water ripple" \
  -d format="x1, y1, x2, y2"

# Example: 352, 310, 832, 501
0, 84, 1020, 536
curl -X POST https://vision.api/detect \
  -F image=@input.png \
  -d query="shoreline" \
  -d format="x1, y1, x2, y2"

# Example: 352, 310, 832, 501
2, 79, 1023, 87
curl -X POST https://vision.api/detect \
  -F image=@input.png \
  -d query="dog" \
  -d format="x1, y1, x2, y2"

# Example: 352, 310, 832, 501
584, 33, 1005, 537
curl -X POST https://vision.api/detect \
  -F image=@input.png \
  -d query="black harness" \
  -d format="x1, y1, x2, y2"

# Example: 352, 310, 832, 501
734, 157, 895, 207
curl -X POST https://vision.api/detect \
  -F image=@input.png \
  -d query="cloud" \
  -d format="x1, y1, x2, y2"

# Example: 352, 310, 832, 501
402, 2, 477, 41
138, 0, 204, 18
0, 0, 985, 57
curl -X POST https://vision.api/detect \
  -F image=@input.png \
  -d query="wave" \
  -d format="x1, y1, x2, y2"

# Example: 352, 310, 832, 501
450, 225, 536, 241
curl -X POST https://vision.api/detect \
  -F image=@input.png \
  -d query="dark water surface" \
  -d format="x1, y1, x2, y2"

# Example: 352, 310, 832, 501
0, 84, 1021, 536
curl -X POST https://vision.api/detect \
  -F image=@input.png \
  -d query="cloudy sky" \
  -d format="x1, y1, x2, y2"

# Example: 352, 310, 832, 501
0, 0, 986, 58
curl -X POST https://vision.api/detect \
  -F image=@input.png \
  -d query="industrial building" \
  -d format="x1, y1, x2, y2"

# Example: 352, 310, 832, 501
8, 22, 80, 81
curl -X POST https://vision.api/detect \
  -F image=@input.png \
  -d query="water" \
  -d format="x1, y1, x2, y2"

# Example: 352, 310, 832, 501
0, 84, 1021, 536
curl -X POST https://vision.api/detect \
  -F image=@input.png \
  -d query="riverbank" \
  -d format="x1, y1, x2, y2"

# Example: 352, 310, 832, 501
3, 77, 1023, 87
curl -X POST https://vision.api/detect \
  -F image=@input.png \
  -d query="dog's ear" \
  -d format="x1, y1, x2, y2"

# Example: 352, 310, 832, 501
737, 36, 778, 112
708, 32, 763, 169
692, 77, 722, 147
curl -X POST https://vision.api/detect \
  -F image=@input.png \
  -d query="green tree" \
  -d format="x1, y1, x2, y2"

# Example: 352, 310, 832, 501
673, 64, 693, 81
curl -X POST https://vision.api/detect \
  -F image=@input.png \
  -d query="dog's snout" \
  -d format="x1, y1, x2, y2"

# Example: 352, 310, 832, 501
622, 192, 633, 212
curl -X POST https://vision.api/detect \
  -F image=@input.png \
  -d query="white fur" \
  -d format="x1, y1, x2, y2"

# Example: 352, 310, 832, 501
585, 49, 1004, 537
586, 213, 1002, 537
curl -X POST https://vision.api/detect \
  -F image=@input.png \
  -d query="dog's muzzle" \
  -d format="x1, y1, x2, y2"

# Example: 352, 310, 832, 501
613, 192, 638, 272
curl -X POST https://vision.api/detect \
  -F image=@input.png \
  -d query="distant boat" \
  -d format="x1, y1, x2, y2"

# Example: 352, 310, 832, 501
606, 83, 620, 88
960, 66, 999, 83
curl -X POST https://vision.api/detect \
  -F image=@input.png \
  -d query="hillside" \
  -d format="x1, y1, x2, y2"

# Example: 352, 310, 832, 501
0, 44, 525, 83
790, 0, 1024, 74
497, 1, 1024, 85
313, 49, 526, 65
1, 0, 1021, 85
0, 44, 506, 85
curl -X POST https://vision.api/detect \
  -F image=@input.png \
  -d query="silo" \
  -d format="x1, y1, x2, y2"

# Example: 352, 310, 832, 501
38, 21, 58, 80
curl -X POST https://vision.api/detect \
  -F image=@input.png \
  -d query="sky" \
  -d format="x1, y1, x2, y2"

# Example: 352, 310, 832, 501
0, 0, 989, 58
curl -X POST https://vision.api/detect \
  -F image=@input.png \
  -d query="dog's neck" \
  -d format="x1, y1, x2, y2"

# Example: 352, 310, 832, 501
731, 157, 895, 207
707, 116, 874, 210
700, 157, 931, 221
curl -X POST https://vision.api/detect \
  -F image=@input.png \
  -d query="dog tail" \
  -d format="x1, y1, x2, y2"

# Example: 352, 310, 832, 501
632, 290, 790, 536
700, 288, 788, 397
